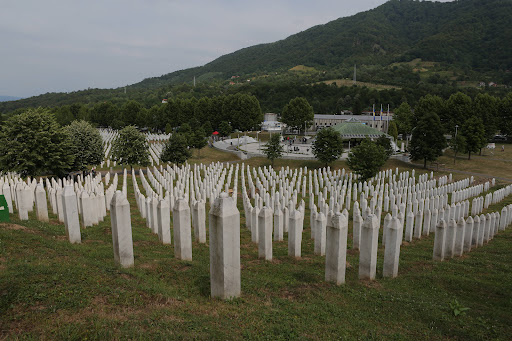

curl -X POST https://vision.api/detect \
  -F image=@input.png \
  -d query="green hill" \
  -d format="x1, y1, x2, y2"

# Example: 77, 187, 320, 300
136, 0, 511, 86
2, 0, 511, 113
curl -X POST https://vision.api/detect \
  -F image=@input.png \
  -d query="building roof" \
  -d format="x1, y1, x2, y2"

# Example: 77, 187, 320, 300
314, 114, 392, 121
331, 121, 386, 139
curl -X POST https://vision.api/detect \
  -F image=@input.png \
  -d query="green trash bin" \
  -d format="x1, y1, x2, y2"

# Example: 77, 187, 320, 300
0, 195, 9, 222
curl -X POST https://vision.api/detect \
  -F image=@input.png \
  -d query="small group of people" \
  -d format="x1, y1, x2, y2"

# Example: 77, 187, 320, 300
83, 167, 96, 177
288, 146, 302, 152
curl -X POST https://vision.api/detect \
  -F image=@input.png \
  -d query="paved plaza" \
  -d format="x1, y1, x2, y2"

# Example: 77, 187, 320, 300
213, 137, 350, 159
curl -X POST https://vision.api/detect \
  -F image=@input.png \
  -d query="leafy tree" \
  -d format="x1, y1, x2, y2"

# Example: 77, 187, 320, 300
194, 97, 212, 124
473, 93, 498, 142
413, 95, 444, 127
179, 122, 192, 135
388, 121, 398, 141
219, 121, 232, 137
202, 121, 213, 136
147, 105, 164, 130
410, 111, 446, 168
352, 97, 362, 115
163, 99, 182, 128
281, 97, 314, 134
136, 107, 148, 128
312, 127, 343, 166
449, 133, 466, 163
347, 138, 387, 181
70, 103, 89, 121
375, 135, 393, 158
499, 92, 512, 138
161, 133, 191, 165
54, 106, 75, 126
91, 102, 119, 127
165, 123, 173, 134
111, 118, 125, 130
393, 102, 413, 136
190, 128, 207, 156
462, 116, 486, 160
65, 120, 103, 171
189, 117, 201, 131
177, 98, 197, 126
0, 108, 74, 177
262, 134, 284, 167
111, 126, 150, 170
222, 93, 262, 131
443, 92, 472, 133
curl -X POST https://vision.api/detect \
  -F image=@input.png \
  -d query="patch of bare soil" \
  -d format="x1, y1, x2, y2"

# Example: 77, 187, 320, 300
0, 223, 26, 230
361, 279, 383, 289
402, 261, 434, 275
347, 249, 359, 256
139, 262, 159, 270
83, 239, 106, 244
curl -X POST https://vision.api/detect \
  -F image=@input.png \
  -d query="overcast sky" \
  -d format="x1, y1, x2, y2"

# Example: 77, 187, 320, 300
1, 0, 451, 98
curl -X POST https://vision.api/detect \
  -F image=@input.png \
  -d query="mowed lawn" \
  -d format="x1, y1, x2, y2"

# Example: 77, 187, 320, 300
436, 143, 512, 181
1, 150, 512, 339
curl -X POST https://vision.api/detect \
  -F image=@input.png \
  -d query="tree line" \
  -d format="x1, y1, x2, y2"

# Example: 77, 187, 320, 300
39, 93, 262, 136
390, 91, 512, 168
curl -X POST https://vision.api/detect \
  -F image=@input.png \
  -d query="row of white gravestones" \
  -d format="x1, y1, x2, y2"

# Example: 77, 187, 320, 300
243, 164, 473, 222
346, 183, 512, 259
132, 164, 237, 249
242, 165, 482, 244
324, 210, 403, 284
491, 185, 512, 204
248, 196, 405, 284
4, 165, 510, 299
433, 204, 512, 261
127, 163, 508, 288
451, 182, 487, 204
136, 162, 238, 208
107, 186, 242, 300
20, 180, 82, 244
4, 170, 121, 237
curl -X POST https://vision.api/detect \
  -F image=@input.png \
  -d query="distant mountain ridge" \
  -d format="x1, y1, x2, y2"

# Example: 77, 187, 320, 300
1, 0, 511, 113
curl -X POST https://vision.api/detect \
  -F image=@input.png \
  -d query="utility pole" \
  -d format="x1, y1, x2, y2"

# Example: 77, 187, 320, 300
353, 64, 357, 85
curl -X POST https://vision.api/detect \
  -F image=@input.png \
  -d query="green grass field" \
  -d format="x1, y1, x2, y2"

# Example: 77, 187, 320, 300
2, 148, 512, 339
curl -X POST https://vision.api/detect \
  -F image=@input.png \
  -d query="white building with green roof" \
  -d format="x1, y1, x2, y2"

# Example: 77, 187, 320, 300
331, 118, 387, 139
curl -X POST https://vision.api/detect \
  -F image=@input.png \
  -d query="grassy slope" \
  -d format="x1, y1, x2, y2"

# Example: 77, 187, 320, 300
1, 150, 512, 339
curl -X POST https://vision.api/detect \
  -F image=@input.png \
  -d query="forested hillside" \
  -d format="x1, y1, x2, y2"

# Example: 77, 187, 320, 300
1, 0, 511, 114
133, 0, 512, 87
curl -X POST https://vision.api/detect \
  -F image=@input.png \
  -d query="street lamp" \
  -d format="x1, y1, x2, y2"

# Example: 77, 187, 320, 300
453, 124, 459, 165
